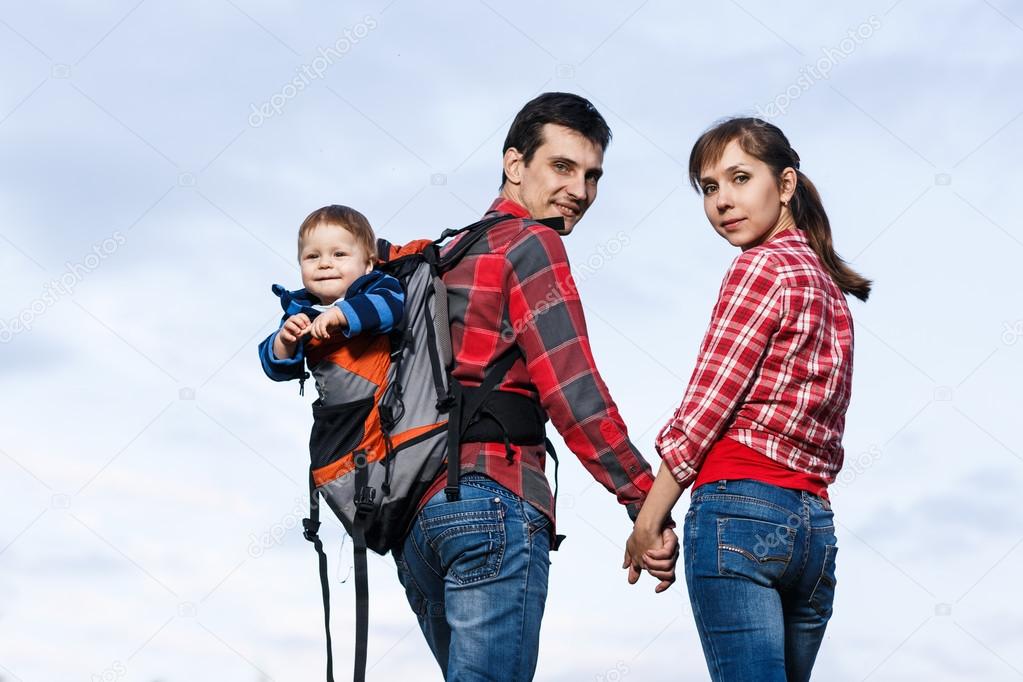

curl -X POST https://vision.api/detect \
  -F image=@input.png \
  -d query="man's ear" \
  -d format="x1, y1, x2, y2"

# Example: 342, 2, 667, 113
503, 147, 523, 186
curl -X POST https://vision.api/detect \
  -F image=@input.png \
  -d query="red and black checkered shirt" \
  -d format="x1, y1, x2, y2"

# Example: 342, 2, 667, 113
420, 198, 657, 523
655, 228, 854, 491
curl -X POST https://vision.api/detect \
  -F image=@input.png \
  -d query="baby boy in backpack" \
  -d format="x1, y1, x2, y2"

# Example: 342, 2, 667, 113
257, 204, 404, 401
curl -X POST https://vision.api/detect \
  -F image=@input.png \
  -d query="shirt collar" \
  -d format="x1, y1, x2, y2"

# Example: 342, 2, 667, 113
486, 197, 531, 219
765, 226, 808, 246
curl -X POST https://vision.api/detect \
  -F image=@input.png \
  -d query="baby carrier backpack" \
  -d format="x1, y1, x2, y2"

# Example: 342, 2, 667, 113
297, 214, 562, 682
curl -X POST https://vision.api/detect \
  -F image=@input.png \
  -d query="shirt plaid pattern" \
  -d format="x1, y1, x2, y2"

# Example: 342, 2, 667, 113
421, 198, 656, 522
655, 228, 854, 490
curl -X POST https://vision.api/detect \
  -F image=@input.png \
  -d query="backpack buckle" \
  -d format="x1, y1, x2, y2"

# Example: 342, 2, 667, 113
302, 517, 321, 542
355, 486, 376, 516
444, 485, 460, 502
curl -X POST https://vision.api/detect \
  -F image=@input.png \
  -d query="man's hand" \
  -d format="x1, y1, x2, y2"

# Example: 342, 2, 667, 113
273, 313, 311, 359
624, 526, 679, 593
307, 306, 347, 340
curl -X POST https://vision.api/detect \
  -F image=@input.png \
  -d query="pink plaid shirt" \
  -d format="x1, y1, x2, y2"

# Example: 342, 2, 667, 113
655, 228, 854, 490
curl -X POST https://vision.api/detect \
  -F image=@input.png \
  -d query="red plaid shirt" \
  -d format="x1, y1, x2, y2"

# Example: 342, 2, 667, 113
656, 228, 854, 491
421, 198, 656, 522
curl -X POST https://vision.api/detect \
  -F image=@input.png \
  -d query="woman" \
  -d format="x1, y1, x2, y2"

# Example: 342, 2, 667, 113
626, 117, 871, 681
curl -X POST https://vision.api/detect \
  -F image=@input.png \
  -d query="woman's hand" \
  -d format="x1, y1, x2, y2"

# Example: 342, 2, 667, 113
624, 526, 679, 593
644, 527, 679, 592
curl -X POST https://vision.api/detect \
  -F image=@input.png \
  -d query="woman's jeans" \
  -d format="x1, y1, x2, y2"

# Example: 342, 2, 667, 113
393, 473, 552, 681
684, 479, 838, 682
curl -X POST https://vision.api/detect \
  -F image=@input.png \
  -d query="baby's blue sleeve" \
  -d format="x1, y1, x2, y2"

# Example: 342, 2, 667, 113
336, 273, 405, 337
257, 324, 306, 382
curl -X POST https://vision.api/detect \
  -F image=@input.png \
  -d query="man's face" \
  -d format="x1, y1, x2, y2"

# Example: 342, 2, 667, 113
501, 123, 604, 234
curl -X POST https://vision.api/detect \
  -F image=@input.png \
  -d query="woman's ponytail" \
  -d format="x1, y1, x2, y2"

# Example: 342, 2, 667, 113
791, 170, 872, 301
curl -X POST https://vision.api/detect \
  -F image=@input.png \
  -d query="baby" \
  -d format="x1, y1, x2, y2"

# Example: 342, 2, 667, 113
258, 204, 404, 385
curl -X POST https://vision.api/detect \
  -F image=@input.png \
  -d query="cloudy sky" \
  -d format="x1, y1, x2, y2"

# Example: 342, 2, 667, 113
2, 1, 1022, 680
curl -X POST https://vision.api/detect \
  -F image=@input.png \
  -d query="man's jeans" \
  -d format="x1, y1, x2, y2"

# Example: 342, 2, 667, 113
394, 473, 552, 681
684, 479, 838, 682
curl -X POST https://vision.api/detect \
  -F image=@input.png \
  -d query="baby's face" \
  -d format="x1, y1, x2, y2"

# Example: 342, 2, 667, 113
299, 223, 373, 303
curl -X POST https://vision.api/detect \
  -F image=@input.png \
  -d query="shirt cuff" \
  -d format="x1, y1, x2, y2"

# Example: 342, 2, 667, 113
656, 439, 699, 488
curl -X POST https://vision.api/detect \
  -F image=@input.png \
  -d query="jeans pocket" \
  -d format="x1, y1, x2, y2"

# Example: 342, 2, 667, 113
809, 544, 838, 618
420, 497, 506, 585
717, 517, 796, 586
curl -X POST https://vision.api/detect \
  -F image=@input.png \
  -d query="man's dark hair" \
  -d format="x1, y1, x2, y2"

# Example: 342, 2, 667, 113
500, 92, 612, 186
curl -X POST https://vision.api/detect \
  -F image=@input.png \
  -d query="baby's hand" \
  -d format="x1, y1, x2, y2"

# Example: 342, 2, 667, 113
308, 306, 347, 340
278, 313, 311, 345
272, 313, 311, 359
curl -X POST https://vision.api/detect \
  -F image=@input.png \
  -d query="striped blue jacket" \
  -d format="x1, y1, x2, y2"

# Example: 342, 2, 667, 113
258, 270, 405, 382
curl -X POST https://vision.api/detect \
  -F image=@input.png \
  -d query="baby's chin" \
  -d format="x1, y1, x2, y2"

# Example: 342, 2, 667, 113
305, 284, 348, 304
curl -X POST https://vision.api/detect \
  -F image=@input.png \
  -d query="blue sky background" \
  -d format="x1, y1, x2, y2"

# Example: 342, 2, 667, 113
2, 1, 1022, 680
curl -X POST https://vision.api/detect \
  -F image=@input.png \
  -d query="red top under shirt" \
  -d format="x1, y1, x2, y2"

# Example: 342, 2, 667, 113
693, 437, 830, 499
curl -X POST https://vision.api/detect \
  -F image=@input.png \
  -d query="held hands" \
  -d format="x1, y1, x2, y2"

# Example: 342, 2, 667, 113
623, 525, 679, 593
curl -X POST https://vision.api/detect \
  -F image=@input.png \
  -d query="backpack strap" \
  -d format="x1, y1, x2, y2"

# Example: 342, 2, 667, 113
545, 437, 567, 551
302, 473, 336, 682
433, 213, 511, 272
437, 213, 560, 503
351, 453, 373, 682
303, 451, 374, 682
445, 347, 520, 501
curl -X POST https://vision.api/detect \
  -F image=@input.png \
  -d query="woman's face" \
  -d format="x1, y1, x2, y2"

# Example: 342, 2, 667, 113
698, 138, 794, 250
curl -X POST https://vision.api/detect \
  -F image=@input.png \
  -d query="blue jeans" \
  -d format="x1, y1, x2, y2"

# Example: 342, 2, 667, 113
684, 479, 838, 682
394, 474, 552, 681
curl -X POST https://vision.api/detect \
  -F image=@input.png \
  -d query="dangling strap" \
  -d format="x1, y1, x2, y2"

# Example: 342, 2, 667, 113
545, 437, 567, 552
352, 454, 374, 682
445, 379, 465, 502
302, 472, 335, 682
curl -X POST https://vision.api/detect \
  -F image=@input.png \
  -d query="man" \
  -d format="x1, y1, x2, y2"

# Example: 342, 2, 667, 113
393, 92, 677, 681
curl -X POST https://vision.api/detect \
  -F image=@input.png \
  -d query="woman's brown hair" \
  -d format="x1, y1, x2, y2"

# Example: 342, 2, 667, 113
689, 118, 872, 302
